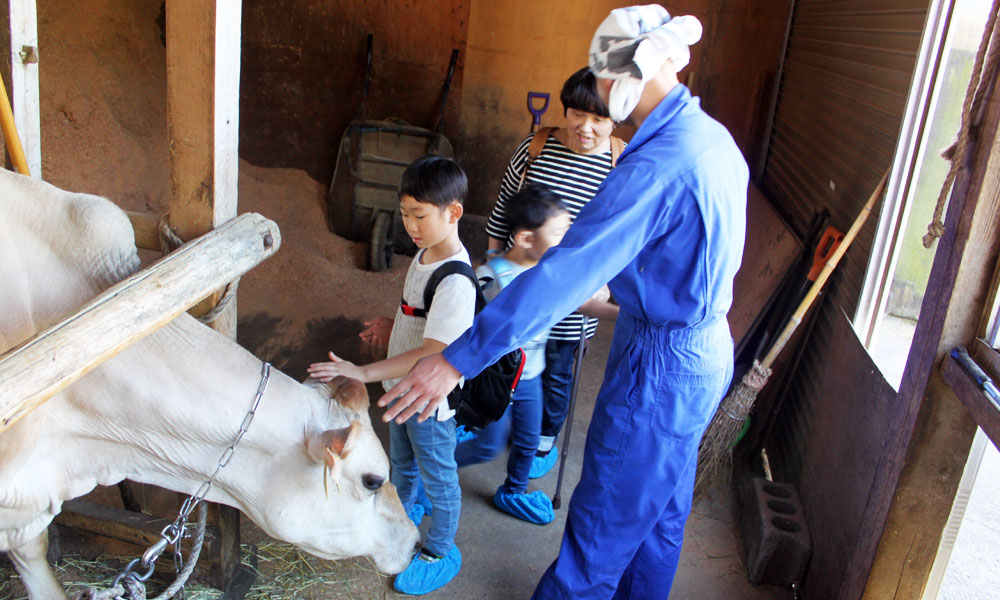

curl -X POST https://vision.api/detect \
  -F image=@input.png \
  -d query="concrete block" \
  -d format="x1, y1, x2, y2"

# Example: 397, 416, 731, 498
740, 477, 812, 586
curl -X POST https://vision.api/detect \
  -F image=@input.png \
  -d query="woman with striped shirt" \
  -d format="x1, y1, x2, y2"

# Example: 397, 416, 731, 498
485, 67, 621, 477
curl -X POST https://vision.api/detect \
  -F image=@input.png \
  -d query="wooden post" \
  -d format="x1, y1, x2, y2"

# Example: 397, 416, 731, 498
165, 1, 245, 593
8, 0, 40, 178
0, 213, 279, 432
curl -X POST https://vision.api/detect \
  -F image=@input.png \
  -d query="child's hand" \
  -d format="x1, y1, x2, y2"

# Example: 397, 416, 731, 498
359, 317, 393, 347
307, 351, 365, 382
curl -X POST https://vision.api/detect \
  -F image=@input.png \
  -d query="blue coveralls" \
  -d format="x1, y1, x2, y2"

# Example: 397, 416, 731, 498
443, 84, 748, 598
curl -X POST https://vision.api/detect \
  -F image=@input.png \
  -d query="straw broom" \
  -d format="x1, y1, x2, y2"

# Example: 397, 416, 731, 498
694, 170, 890, 497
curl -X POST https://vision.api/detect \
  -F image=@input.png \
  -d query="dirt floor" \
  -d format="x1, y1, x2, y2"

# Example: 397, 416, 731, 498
1, 1, 791, 598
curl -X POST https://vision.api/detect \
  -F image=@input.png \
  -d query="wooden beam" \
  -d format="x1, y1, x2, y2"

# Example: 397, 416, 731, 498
859, 53, 1000, 599
0, 213, 280, 433
8, 0, 40, 178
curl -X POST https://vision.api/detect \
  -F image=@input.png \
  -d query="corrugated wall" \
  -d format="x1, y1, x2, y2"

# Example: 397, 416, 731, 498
759, 0, 928, 504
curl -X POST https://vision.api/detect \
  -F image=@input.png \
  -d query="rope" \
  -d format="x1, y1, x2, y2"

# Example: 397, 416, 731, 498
923, 0, 1000, 248
73, 502, 208, 600
195, 280, 238, 324
157, 214, 184, 256
150, 502, 208, 600
74, 577, 144, 600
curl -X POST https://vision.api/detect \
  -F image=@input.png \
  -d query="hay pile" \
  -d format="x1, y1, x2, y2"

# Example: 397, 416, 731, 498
0, 541, 390, 600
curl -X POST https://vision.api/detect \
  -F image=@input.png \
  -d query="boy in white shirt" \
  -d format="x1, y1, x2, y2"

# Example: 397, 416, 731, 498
308, 156, 475, 595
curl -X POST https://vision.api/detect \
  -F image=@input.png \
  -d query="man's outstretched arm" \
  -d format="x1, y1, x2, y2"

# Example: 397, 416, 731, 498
377, 353, 462, 423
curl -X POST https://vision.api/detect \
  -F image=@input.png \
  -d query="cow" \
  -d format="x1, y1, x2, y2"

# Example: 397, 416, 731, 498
0, 169, 420, 599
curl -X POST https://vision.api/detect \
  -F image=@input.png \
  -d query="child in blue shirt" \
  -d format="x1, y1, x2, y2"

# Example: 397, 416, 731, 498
456, 185, 572, 524
308, 156, 474, 594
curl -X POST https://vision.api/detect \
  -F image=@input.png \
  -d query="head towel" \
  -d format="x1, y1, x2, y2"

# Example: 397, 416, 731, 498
589, 5, 702, 122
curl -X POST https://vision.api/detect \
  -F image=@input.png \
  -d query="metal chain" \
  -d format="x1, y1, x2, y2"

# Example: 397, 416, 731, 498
93, 361, 272, 600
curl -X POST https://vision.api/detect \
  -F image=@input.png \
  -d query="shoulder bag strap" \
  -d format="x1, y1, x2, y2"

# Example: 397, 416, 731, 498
517, 126, 558, 191
610, 135, 625, 168
485, 256, 517, 289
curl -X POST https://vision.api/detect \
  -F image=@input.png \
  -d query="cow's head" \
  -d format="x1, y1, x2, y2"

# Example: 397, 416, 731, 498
252, 376, 418, 574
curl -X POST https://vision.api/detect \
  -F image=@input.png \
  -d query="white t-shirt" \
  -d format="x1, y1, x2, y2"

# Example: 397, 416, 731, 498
383, 247, 477, 421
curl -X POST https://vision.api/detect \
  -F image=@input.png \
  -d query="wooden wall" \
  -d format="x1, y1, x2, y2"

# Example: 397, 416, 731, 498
239, 0, 469, 188
239, 0, 793, 215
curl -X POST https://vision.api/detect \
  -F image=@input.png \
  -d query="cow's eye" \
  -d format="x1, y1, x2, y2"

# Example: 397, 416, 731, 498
362, 474, 385, 491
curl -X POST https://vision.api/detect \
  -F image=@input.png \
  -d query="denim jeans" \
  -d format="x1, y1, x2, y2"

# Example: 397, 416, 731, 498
454, 376, 543, 493
389, 412, 461, 557
540, 338, 583, 442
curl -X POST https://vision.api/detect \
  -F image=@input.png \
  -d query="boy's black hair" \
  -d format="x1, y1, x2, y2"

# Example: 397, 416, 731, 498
506, 184, 568, 234
560, 67, 611, 118
399, 155, 468, 207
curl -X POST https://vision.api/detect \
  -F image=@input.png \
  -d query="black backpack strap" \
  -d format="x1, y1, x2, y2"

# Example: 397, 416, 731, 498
401, 261, 483, 318
422, 261, 484, 315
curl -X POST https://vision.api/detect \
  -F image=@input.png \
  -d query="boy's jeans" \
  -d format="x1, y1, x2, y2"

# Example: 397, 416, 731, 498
389, 414, 461, 557
453, 376, 543, 492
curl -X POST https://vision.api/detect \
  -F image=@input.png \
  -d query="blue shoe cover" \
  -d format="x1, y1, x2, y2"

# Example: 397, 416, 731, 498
529, 450, 558, 479
455, 424, 478, 444
407, 503, 425, 526
394, 546, 462, 595
493, 486, 555, 524
414, 477, 433, 517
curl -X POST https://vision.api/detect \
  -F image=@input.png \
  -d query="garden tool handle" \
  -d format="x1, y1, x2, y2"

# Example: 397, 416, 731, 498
553, 318, 588, 510
527, 92, 550, 133
807, 226, 845, 282
433, 49, 460, 133
0, 74, 30, 176
951, 347, 1000, 409
760, 170, 890, 369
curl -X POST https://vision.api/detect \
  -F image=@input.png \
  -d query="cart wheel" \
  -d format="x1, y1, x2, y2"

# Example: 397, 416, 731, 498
369, 212, 394, 272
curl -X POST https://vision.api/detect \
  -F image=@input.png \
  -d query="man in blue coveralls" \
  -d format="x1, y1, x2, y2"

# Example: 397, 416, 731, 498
378, 5, 748, 598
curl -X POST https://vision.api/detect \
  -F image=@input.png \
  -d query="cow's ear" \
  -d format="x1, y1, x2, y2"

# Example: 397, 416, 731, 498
329, 376, 369, 413
307, 421, 363, 467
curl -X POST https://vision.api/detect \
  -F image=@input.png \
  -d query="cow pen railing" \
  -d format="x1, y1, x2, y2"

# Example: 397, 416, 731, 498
0, 212, 281, 433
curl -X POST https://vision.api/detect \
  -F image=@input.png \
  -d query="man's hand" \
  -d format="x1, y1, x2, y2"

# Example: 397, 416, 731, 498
359, 317, 393, 347
377, 353, 462, 423
307, 351, 365, 382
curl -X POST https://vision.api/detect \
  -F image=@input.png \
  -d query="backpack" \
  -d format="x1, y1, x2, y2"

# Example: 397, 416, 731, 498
516, 126, 626, 190
400, 260, 525, 429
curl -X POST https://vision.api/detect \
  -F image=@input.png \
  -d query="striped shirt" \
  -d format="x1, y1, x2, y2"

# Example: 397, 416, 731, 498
486, 133, 621, 341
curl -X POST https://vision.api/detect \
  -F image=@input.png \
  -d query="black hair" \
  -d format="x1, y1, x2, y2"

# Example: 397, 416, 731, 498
399, 155, 468, 207
560, 67, 611, 118
506, 184, 568, 234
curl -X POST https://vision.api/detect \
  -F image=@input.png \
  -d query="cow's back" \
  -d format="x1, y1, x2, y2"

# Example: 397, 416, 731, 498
0, 169, 140, 353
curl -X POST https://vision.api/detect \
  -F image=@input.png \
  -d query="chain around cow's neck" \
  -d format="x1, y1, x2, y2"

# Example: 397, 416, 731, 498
106, 361, 272, 599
